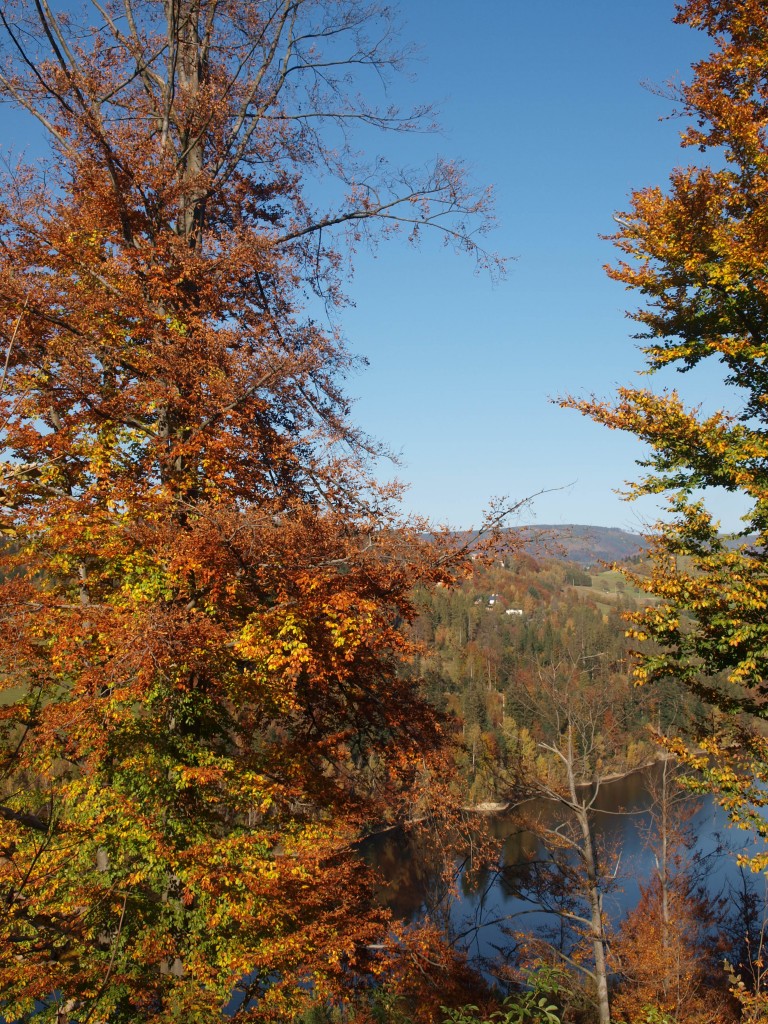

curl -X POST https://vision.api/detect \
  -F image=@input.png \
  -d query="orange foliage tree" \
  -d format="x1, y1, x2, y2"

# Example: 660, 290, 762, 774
612, 763, 732, 1024
613, 875, 732, 1024
563, 0, 768, 857
0, 2, 499, 1020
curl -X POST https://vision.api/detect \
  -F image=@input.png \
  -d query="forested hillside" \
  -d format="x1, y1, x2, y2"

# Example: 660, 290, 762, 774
509, 525, 647, 568
407, 551, 698, 802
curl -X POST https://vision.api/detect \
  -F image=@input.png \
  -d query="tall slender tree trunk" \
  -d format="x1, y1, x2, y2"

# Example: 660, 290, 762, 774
566, 726, 611, 1024
659, 758, 671, 981
579, 809, 611, 1024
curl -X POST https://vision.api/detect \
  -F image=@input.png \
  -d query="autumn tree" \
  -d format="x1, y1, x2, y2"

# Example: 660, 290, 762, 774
612, 762, 733, 1024
563, 0, 768, 856
0, 1, 498, 1021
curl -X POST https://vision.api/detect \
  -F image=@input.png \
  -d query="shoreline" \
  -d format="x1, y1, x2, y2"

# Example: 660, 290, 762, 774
361, 753, 677, 837
463, 751, 675, 815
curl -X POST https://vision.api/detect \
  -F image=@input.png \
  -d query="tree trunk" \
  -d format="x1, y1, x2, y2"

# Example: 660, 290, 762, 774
579, 807, 612, 1024
566, 726, 611, 1024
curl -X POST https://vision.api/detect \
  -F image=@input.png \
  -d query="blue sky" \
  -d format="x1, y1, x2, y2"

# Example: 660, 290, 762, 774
338, 0, 752, 533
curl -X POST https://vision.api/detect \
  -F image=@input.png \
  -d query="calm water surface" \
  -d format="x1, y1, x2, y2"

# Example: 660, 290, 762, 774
364, 764, 766, 965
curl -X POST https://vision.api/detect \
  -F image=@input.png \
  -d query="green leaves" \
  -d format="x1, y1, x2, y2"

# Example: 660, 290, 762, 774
442, 967, 565, 1024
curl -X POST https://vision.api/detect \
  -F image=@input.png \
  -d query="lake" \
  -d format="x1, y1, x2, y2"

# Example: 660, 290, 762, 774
364, 763, 767, 970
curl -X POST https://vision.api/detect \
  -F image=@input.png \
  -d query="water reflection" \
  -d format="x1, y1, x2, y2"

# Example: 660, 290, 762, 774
364, 763, 764, 967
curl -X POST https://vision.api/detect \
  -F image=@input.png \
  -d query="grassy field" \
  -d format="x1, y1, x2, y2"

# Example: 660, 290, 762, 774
572, 567, 662, 615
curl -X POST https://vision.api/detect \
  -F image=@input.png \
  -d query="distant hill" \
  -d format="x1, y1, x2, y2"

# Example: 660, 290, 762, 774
508, 524, 648, 568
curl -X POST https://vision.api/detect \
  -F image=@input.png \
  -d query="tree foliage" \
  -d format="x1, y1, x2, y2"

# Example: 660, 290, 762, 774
612, 763, 733, 1024
0, 1, 498, 1020
562, 0, 768, 854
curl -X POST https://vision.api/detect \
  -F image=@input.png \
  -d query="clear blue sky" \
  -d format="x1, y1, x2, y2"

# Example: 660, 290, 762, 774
338, 0, 751, 534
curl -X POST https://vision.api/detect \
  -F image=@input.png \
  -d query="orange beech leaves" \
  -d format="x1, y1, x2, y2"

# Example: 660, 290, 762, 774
612, 764, 734, 1024
0, 2, 498, 1020
612, 876, 733, 1024
562, 0, 768, 856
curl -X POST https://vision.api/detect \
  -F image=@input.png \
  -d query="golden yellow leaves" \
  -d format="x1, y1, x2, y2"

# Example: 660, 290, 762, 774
234, 613, 309, 711
323, 594, 377, 655
232, 592, 386, 719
